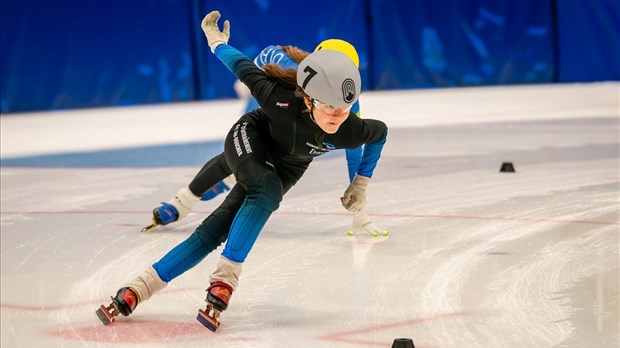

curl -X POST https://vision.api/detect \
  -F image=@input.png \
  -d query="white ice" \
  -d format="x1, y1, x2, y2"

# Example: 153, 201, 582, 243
1, 82, 619, 347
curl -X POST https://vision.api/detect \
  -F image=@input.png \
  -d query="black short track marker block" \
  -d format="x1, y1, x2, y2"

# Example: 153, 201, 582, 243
500, 162, 515, 173
392, 338, 415, 348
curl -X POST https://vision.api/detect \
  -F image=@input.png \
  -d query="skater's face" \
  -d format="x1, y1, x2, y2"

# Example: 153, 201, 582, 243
304, 97, 351, 134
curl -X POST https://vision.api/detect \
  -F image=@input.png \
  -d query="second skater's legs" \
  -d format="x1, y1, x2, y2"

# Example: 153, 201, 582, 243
146, 153, 235, 231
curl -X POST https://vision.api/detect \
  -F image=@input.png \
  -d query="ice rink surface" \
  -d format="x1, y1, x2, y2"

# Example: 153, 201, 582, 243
1, 83, 619, 347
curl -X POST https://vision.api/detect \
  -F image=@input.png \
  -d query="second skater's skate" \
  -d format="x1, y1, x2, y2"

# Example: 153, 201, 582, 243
141, 178, 235, 232
141, 202, 179, 232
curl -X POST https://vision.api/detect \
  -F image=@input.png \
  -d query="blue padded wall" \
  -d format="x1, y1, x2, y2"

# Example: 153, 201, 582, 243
1, 0, 618, 113
1, 0, 195, 113
368, 0, 554, 89
195, 0, 369, 100
556, 0, 620, 82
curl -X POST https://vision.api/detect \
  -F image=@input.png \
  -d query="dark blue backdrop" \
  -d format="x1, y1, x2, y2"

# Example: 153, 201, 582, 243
556, 0, 620, 82
1, 0, 195, 112
368, 0, 554, 89
1, 0, 618, 113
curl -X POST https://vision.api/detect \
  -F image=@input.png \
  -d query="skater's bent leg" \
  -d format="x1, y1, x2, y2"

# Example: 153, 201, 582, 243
154, 154, 233, 224
205, 169, 282, 313
151, 185, 202, 227
153, 185, 247, 282
221, 169, 283, 265
152, 232, 215, 282
210, 121, 282, 285
189, 153, 232, 196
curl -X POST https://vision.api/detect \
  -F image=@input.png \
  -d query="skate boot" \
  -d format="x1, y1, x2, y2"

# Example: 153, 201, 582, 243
141, 186, 201, 232
154, 202, 180, 225
141, 202, 179, 232
96, 287, 139, 325
197, 282, 233, 332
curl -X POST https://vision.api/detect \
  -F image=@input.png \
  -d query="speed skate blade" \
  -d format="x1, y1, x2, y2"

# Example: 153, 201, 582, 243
140, 220, 158, 233
197, 308, 219, 332
96, 305, 115, 325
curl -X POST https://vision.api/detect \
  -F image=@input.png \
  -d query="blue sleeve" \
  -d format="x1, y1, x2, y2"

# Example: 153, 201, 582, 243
344, 100, 362, 182
254, 45, 299, 70
345, 147, 363, 182
357, 126, 387, 178
215, 44, 276, 104
214, 44, 252, 77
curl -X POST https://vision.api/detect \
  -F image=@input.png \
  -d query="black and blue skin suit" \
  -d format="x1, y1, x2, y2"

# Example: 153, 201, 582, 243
152, 44, 387, 282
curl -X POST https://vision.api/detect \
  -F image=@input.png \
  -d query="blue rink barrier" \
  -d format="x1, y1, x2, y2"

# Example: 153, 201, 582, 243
0, 141, 225, 168
1, 0, 618, 113
0, 140, 343, 168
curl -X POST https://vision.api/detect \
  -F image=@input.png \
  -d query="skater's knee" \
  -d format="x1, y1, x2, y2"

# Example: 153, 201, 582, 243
243, 170, 282, 211
195, 214, 230, 247
260, 171, 283, 211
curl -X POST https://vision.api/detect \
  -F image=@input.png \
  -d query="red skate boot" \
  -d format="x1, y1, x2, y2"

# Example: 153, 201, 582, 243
196, 282, 233, 332
96, 287, 139, 325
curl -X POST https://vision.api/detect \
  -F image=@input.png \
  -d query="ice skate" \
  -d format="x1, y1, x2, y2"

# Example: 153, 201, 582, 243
141, 202, 179, 232
140, 218, 158, 232
196, 282, 233, 332
141, 187, 201, 232
96, 287, 139, 325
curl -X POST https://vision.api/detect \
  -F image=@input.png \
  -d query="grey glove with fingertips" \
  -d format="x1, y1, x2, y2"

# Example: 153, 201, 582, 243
341, 174, 370, 212
201, 11, 230, 53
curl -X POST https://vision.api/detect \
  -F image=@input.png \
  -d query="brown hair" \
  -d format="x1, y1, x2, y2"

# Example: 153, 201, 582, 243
261, 45, 310, 91
279, 45, 309, 63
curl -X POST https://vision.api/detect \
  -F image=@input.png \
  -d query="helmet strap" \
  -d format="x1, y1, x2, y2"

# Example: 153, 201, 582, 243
304, 97, 318, 125
309, 108, 317, 124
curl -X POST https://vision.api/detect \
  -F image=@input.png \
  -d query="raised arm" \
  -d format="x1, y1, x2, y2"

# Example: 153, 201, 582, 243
202, 11, 288, 114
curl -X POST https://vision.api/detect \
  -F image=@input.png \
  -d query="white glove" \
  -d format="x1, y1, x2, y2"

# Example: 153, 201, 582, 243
348, 211, 389, 237
341, 174, 370, 212
201, 11, 230, 53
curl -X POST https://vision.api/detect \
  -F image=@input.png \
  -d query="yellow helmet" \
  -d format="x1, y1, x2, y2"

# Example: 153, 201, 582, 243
314, 39, 359, 69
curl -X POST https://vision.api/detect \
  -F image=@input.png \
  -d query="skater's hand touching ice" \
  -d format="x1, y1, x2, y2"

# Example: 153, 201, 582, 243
201, 11, 230, 53
341, 174, 370, 212
349, 211, 389, 237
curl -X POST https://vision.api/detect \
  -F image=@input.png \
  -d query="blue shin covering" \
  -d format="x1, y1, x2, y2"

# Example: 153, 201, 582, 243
152, 233, 210, 282
221, 196, 271, 263
152, 225, 224, 282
